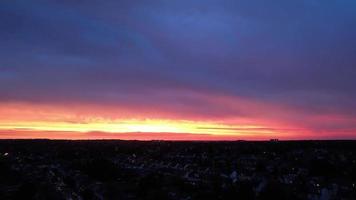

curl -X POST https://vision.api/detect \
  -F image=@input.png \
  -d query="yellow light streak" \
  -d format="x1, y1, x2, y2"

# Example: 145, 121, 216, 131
0, 119, 271, 136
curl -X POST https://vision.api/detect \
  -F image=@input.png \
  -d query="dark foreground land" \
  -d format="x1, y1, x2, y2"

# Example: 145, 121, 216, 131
0, 140, 356, 200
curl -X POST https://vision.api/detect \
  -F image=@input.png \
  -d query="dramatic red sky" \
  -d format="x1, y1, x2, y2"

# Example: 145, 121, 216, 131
1, 0, 356, 140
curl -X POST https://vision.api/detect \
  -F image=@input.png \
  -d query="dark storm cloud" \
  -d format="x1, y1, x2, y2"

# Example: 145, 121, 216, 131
1, 0, 356, 122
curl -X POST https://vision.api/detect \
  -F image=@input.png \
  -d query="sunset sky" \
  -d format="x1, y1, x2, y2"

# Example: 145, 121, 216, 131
1, 0, 356, 140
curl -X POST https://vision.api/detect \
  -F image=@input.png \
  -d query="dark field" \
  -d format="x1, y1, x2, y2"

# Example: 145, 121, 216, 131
0, 140, 356, 200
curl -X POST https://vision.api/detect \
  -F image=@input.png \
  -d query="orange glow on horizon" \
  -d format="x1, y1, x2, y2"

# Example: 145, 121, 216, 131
0, 119, 279, 136
1, 100, 354, 140
0, 102, 293, 139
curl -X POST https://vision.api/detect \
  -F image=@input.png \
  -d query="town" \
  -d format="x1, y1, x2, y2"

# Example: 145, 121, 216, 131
0, 140, 355, 200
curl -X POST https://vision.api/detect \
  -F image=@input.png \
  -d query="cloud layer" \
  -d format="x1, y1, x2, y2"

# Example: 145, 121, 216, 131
1, 0, 356, 139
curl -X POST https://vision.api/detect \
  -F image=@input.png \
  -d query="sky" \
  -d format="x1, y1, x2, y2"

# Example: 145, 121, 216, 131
0, 0, 356, 140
